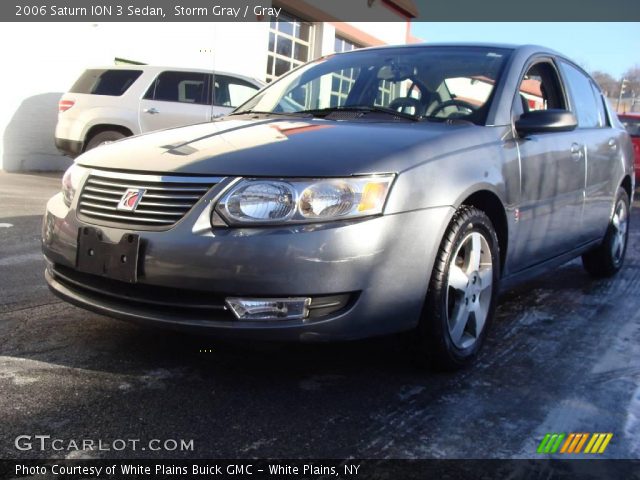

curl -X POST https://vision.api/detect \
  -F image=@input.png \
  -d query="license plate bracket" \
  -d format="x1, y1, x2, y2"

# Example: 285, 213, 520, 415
76, 227, 140, 283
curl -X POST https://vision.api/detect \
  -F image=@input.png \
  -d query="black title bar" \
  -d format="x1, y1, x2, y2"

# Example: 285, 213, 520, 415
3, 0, 640, 22
2, 459, 639, 479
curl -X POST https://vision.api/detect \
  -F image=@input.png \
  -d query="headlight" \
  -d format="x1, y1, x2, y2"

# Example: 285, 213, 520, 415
225, 181, 296, 223
61, 163, 87, 207
215, 175, 394, 226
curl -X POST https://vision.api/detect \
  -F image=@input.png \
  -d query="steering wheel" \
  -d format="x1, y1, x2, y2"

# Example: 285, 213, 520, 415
429, 99, 479, 117
389, 97, 423, 116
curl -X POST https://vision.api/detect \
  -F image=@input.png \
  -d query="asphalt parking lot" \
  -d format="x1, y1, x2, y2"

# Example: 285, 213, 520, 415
1, 171, 639, 460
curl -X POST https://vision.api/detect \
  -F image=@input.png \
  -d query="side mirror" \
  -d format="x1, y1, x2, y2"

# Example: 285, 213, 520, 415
515, 109, 577, 135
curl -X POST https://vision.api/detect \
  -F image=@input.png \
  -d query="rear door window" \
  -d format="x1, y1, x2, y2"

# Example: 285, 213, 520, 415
144, 71, 211, 105
213, 76, 260, 107
560, 62, 601, 128
70, 69, 142, 96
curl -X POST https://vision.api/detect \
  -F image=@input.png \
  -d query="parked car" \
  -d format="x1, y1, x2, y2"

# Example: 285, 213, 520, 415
43, 44, 634, 369
55, 65, 263, 157
618, 113, 640, 182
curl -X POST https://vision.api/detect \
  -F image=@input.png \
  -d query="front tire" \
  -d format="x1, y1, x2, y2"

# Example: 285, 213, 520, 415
416, 206, 500, 370
582, 187, 630, 278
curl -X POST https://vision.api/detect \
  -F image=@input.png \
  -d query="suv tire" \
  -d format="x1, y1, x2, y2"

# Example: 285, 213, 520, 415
85, 130, 127, 151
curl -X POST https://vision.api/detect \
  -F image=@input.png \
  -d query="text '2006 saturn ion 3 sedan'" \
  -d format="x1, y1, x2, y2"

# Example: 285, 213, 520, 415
43, 44, 635, 369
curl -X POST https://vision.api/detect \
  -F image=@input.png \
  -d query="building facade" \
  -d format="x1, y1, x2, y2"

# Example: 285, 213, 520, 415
0, 0, 418, 171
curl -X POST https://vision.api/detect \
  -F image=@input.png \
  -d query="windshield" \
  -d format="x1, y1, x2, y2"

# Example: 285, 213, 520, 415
235, 46, 512, 125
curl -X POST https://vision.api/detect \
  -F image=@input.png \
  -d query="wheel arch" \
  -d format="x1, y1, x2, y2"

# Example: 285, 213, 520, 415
83, 124, 133, 151
620, 174, 632, 201
460, 189, 509, 274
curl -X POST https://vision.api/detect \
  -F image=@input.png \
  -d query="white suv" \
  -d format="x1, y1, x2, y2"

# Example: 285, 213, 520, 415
55, 65, 263, 157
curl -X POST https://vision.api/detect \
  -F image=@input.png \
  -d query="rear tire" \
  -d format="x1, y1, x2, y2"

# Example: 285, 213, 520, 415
85, 130, 126, 151
582, 187, 630, 278
415, 206, 500, 370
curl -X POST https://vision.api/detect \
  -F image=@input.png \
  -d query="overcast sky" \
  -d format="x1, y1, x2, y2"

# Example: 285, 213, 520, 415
411, 23, 639, 78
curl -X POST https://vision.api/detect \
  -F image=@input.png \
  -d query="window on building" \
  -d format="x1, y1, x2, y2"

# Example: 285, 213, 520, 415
266, 12, 313, 83
376, 80, 398, 107
330, 36, 362, 107
332, 36, 399, 108
334, 36, 359, 54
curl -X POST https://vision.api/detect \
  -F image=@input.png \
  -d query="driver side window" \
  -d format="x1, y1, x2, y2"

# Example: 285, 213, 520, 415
515, 61, 566, 116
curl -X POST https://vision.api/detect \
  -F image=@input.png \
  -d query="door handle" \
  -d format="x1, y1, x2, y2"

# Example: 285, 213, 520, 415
144, 107, 159, 115
570, 143, 583, 160
608, 138, 617, 151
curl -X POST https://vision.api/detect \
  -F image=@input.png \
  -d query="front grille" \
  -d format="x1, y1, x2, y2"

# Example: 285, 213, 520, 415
50, 263, 355, 323
50, 263, 236, 323
52, 263, 230, 311
77, 171, 222, 229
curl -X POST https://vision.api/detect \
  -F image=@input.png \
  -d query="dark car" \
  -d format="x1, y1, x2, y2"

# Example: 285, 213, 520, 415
618, 113, 640, 182
42, 44, 634, 369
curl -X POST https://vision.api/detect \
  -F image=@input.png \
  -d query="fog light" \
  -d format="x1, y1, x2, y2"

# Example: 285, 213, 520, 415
226, 297, 311, 320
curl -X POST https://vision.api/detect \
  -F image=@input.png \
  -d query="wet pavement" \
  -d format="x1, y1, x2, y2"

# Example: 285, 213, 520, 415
1, 172, 639, 459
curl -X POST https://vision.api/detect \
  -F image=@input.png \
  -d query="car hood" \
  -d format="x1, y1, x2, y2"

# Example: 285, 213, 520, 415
77, 116, 476, 177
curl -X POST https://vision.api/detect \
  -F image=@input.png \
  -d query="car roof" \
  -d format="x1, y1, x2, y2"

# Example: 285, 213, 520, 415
342, 42, 563, 57
619, 112, 640, 118
82, 65, 264, 85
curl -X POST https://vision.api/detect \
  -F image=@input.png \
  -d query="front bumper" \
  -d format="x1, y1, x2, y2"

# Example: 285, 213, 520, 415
55, 137, 83, 157
42, 190, 453, 341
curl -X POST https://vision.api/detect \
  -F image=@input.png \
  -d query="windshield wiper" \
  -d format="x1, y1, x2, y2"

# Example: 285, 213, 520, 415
228, 110, 312, 117
298, 105, 420, 121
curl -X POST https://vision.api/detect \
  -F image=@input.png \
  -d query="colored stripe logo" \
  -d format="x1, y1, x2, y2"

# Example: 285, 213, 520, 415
537, 433, 613, 454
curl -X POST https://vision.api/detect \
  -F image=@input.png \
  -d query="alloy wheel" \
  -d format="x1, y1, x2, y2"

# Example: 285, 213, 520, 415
611, 198, 628, 265
445, 231, 494, 349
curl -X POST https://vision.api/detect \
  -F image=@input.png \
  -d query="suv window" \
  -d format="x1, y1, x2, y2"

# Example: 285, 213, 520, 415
213, 76, 259, 108
70, 69, 142, 96
560, 62, 601, 128
144, 71, 210, 105
515, 61, 566, 116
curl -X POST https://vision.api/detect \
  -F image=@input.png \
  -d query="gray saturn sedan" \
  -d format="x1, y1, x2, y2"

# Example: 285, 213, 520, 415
43, 44, 635, 369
